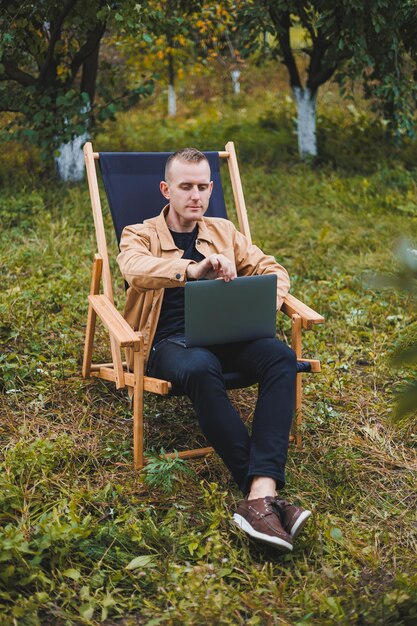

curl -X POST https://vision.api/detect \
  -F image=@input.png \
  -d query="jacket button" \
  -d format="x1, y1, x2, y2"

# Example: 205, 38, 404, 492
175, 273, 181, 279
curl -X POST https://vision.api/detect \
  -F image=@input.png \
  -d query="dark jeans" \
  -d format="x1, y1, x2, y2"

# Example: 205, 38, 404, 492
147, 336, 297, 494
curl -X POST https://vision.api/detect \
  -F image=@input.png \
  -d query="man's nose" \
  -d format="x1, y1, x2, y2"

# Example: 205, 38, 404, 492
190, 185, 201, 199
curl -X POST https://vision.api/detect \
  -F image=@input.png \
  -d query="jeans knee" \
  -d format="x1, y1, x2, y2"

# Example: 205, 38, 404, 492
280, 343, 297, 373
261, 339, 297, 377
184, 350, 222, 385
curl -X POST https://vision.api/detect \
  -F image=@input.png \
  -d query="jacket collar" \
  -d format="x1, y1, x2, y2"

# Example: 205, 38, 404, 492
154, 205, 214, 250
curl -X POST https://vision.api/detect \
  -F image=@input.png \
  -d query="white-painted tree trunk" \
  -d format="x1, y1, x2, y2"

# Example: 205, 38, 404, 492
55, 131, 89, 182
293, 86, 317, 158
168, 83, 176, 116
231, 69, 241, 94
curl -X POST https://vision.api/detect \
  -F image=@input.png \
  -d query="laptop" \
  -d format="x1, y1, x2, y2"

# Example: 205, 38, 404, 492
184, 274, 277, 347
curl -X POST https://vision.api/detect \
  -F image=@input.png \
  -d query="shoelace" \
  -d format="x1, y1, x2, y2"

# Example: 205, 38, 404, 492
270, 498, 286, 525
261, 497, 285, 523
247, 497, 275, 516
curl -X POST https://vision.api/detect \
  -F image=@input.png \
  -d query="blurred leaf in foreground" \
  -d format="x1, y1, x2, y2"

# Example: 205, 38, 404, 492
375, 239, 417, 422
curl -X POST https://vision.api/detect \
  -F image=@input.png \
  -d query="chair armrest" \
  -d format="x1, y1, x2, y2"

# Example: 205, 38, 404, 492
89, 294, 142, 349
281, 294, 325, 330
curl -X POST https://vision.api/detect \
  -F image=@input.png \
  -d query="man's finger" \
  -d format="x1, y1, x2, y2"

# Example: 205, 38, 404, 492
210, 256, 220, 270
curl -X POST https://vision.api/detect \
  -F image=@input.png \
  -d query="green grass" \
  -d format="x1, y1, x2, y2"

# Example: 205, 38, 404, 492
1, 65, 417, 625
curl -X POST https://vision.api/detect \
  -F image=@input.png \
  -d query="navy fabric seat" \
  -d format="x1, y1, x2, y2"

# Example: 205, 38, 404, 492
99, 152, 227, 244
99, 151, 310, 383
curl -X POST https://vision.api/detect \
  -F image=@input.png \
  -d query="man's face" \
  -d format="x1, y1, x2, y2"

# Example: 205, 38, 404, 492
160, 158, 213, 228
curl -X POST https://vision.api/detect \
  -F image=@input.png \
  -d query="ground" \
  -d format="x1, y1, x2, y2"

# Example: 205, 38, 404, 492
0, 62, 416, 625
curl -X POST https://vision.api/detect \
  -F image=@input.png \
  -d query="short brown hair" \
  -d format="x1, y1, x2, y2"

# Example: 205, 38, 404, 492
165, 147, 209, 181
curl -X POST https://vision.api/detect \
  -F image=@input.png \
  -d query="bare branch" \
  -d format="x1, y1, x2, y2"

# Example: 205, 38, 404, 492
1, 57, 37, 86
308, 64, 337, 92
269, 8, 302, 89
296, 0, 316, 44
69, 20, 106, 83
39, 0, 78, 83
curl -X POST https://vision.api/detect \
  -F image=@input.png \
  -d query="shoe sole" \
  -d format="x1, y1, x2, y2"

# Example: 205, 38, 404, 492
233, 514, 293, 551
290, 510, 312, 539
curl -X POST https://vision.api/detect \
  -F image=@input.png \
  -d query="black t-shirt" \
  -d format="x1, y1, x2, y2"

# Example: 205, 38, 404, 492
152, 225, 204, 346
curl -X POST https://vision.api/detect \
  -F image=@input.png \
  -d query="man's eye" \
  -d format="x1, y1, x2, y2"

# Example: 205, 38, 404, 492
198, 185, 209, 191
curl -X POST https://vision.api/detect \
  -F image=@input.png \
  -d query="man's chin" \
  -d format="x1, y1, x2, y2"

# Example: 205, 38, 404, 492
186, 207, 204, 217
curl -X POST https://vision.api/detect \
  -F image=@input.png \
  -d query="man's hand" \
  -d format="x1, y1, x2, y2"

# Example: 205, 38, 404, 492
186, 254, 237, 282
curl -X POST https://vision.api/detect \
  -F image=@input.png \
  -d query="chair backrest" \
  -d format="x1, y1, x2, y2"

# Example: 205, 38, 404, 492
84, 141, 251, 303
99, 151, 227, 244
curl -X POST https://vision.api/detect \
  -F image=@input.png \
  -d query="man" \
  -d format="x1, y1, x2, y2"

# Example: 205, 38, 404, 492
117, 148, 311, 551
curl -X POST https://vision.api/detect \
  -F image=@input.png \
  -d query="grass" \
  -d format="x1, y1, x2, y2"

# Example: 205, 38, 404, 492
1, 62, 417, 625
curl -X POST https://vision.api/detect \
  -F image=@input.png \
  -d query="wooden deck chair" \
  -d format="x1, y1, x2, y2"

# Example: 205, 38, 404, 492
82, 141, 324, 469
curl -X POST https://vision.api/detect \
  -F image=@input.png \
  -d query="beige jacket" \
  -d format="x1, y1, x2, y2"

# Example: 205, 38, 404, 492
117, 206, 290, 366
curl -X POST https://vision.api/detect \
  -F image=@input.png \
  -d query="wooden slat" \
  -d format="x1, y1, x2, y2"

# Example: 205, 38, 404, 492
298, 358, 321, 373
94, 151, 230, 160
164, 447, 214, 460
91, 367, 131, 384
143, 376, 172, 394
164, 437, 296, 459
133, 345, 144, 468
90, 356, 320, 378
292, 314, 302, 358
91, 367, 172, 394
82, 255, 103, 378
110, 335, 125, 389
225, 141, 252, 242
85, 142, 126, 388
84, 143, 114, 302
91, 361, 127, 371
292, 314, 303, 448
89, 294, 141, 349
282, 293, 325, 330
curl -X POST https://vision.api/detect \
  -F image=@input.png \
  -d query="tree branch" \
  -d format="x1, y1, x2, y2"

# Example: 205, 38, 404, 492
70, 20, 106, 83
269, 8, 302, 89
308, 64, 337, 92
1, 58, 38, 87
81, 41, 100, 104
296, 0, 316, 44
39, 0, 79, 83
307, 27, 345, 93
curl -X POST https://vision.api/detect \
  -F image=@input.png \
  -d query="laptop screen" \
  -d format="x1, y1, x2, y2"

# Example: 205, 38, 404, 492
184, 274, 277, 347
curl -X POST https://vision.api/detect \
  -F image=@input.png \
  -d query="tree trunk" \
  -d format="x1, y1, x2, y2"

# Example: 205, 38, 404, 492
55, 42, 100, 181
168, 83, 176, 117
81, 42, 100, 105
231, 69, 241, 94
168, 51, 176, 117
293, 86, 317, 158
55, 128, 89, 182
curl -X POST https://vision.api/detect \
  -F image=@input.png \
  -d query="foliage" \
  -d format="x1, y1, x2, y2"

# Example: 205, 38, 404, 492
376, 241, 417, 422
115, 0, 244, 116
1, 71, 417, 624
142, 448, 197, 493
0, 1, 155, 159
237, 0, 417, 139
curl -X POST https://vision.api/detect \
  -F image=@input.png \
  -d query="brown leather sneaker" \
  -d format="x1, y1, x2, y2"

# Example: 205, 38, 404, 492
274, 499, 312, 539
233, 497, 293, 551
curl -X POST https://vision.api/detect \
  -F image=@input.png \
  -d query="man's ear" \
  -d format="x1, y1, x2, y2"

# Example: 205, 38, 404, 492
160, 180, 170, 199
209, 181, 213, 196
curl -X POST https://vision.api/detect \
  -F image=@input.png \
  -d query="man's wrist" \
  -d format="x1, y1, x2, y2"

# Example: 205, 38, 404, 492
186, 261, 196, 280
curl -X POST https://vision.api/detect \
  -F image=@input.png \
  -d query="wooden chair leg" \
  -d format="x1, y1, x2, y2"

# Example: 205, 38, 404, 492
133, 341, 144, 469
295, 373, 303, 448
82, 254, 103, 378
82, 304, 96, 378
291, 314, 303, 448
